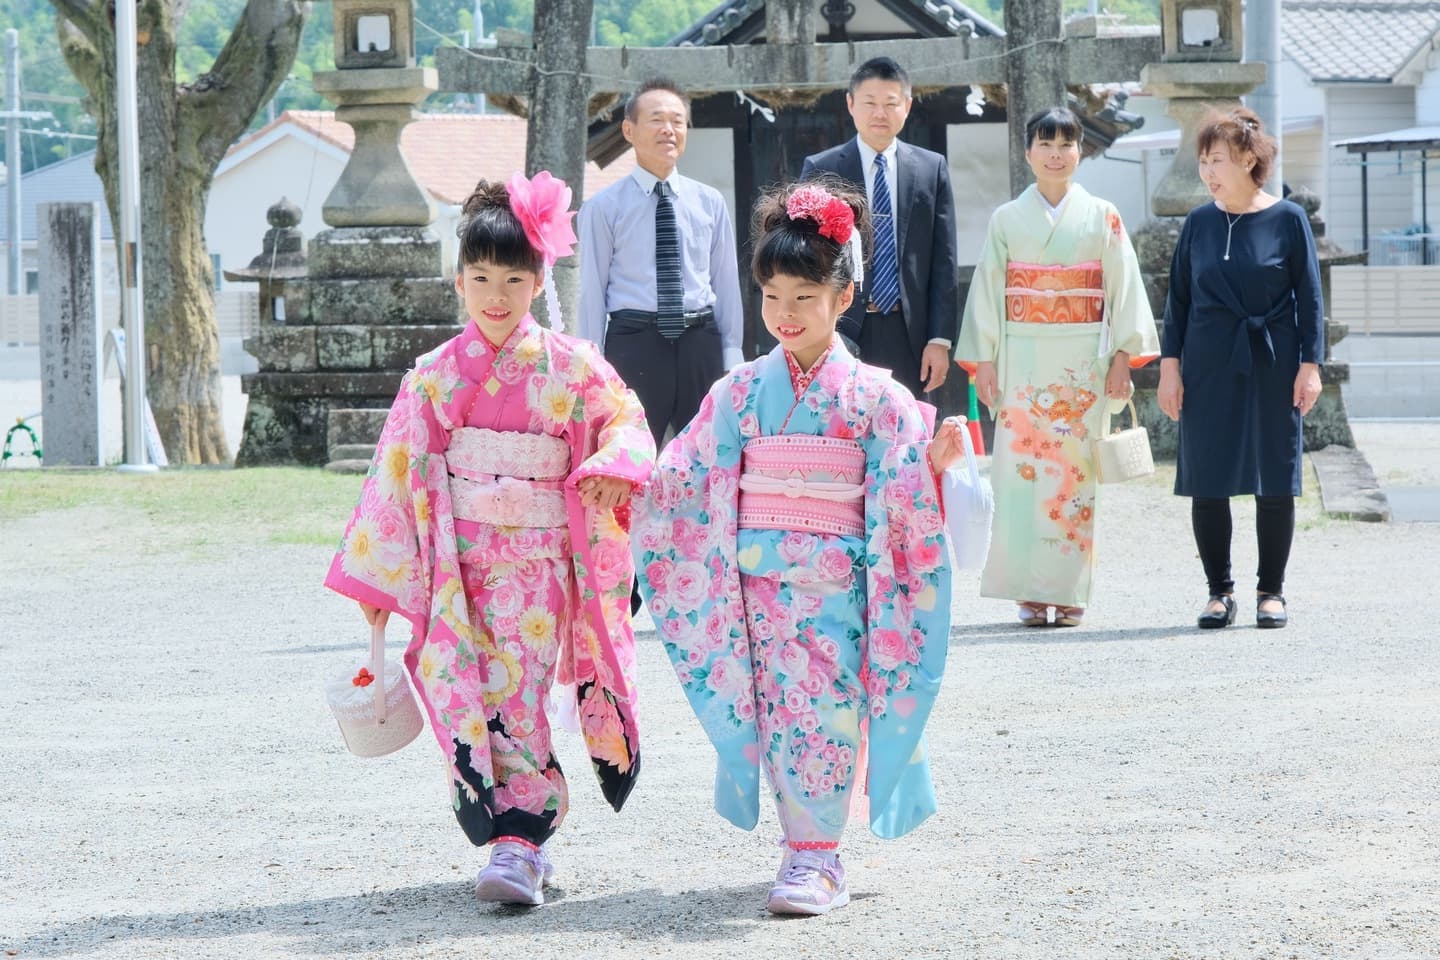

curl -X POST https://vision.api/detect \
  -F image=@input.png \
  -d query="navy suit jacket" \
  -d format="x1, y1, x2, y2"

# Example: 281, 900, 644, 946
800, 137, 960, 355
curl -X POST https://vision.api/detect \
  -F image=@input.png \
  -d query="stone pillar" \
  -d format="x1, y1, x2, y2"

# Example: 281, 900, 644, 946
1003, 0, 1064, 198
525, 0, 594, 330
37, 202, 102, 466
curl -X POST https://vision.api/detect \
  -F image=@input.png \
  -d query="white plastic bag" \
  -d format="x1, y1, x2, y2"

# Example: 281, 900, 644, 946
941, 418, 994, 571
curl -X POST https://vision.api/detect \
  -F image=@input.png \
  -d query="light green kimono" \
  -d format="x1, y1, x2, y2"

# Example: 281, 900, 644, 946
955, 183, 1159, 607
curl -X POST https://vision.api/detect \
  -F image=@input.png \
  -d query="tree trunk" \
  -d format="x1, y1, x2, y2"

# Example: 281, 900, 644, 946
1003, 0, 1065, 198
52, 0, 305, 463
526, 0, 593, 332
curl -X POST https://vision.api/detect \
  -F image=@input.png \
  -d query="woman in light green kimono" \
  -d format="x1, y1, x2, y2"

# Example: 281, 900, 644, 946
955, 107, 1159, 627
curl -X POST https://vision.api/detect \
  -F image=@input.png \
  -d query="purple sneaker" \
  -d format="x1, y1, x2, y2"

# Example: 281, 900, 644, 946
766, 849, 849, 916
474, 840, 546, 906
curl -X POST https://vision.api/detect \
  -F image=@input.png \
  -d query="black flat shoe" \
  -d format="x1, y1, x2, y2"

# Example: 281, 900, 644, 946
1256, 593, 1288, 629
1197, 594, 1237, 629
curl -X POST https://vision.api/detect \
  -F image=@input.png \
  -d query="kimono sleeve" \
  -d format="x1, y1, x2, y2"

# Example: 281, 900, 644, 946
1099, 203, 1160, 366
632, 372, 760, 831
861, 379, 953, 838
571, 347, 656, 488
955, 208, 1007, 366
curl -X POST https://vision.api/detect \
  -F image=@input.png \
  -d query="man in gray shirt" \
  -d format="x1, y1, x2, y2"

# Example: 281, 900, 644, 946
577, 79, 744, 448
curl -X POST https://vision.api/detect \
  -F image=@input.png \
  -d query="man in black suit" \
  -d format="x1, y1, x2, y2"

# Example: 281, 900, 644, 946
801, 57, 959, 396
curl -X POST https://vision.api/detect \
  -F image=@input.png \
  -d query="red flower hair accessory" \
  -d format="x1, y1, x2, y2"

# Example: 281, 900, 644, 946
785, 184, 855, 245
505, 171, 578, 267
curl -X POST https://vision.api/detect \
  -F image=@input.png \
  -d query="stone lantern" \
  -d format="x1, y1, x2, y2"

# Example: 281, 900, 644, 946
1161, 0, 1244, 62
236, 0, 459, 469
1142, 0, 1264, 216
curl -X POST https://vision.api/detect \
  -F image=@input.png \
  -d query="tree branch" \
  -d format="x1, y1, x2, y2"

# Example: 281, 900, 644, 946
49, 0, 108, 49
55, 17, 107, 102
179, 0, 307, 171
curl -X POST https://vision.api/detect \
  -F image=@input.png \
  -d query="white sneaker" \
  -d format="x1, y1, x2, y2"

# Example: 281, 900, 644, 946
766, 848, 850, 916
474, 840, 546, 906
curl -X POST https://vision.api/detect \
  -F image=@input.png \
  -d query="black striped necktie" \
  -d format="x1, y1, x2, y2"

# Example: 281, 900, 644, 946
654, 181, 686, 340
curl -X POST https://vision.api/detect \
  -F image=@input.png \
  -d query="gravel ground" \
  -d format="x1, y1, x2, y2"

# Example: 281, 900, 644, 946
1, 462, 1437, 960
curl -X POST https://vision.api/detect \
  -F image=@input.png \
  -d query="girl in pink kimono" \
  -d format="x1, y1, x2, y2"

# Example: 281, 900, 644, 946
324, 174, 654, 907
634, 179, 967, 916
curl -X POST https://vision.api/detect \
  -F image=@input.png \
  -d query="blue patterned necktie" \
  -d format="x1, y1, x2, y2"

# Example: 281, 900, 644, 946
869, 153, 900, 314
654, 181, 686, 340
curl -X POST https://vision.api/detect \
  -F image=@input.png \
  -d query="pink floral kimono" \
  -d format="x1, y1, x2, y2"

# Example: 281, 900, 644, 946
325, 315, 654, 846
633, 341, 952, 846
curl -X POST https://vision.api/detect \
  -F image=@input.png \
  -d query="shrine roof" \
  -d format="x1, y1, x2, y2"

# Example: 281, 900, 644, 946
1283, 0, 1440, 83
671, 0, 1003, 46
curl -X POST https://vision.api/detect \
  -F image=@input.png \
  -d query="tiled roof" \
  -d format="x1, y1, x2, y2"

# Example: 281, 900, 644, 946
228, 111, 636, 203
673, 0, 1001, 46
0, 152, 113, 242
1283, 0, 1440, 82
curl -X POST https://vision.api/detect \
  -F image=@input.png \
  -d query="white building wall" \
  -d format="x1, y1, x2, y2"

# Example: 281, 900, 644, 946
681, 128, 737, 228
206, 136, 346, 290
1076, 93, 1178, 231
1325, 84, 1417, 249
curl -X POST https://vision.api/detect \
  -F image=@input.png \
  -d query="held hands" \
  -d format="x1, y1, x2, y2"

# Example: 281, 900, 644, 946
919, 343, 951, 393
1104, 351, 1132, 400
578, 475, 633, 510
358, 602, 390, 630
1157, 358, 1183, 421
1293, 363, 1322, 415
972, 360, 1000, 408
928, 416, 967, 474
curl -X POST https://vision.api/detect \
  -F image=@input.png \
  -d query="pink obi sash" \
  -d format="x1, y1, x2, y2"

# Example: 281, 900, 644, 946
737, 435, 866, 538
447, 427, 571, 528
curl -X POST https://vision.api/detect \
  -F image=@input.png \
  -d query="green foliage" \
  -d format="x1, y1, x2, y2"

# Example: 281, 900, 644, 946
8, 0, 1165, 173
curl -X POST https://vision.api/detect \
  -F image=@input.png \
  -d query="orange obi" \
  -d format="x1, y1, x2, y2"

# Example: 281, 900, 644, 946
1005, 260, 1104, 325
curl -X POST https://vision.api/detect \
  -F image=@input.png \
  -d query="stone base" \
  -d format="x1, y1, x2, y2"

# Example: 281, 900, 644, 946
1311, 445, 1389, 521
308, 227, 442, 280
310, 277, 459, 325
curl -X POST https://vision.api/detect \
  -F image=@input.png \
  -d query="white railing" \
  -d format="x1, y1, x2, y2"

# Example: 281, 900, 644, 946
0, 290, 259, 346
1364, 233, 1440, 266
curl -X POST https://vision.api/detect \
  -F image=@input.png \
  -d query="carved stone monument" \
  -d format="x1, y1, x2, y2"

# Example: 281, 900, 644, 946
37, 202, 103, 466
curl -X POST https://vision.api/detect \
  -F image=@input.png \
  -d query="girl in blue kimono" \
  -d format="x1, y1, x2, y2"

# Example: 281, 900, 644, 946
633, 178, 966, 915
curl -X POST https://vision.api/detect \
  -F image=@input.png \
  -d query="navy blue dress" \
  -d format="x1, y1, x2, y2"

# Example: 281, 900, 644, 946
1162, 201, 1325, 498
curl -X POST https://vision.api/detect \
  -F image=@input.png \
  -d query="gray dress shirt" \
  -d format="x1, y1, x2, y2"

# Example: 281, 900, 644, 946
577, 167, 745, 369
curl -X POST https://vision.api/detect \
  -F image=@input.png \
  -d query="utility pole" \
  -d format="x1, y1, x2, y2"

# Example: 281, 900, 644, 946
113, 1, 155, 471
473, 0, 488, 113
1245, 0, 1284, 193
4, 30, 51, 296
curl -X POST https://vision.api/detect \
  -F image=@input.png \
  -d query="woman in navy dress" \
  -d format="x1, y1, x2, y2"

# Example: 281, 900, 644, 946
1158, 108, 1324, 630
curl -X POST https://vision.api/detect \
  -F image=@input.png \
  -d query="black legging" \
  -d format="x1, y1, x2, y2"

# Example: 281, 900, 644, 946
1190, 495, 1295, 597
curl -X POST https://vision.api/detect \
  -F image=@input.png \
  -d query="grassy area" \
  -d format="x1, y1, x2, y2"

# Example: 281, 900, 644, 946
0, 467, 363, 548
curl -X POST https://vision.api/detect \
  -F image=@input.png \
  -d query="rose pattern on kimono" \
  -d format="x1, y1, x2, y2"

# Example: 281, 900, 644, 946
325, 316, 654, 842
634, 342, 952, 840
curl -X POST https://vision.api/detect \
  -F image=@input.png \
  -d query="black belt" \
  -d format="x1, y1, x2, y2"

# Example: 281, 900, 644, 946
609, 307, 714, 329
865, 302, 903, 315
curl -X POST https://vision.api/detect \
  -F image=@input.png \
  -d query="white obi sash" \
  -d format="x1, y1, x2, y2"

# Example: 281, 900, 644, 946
737, 434, 866, 538
447, 427, 571, 528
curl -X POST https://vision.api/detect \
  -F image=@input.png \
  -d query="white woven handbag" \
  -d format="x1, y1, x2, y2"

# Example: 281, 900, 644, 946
326, 622, 425, 758
941, 416, 995, 571
1095, 397, 1155, 484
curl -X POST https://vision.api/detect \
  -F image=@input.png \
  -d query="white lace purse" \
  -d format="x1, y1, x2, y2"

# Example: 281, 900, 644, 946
1095, 397, 1154, 484
325, 621, 425, 758
941, 416, 995, 570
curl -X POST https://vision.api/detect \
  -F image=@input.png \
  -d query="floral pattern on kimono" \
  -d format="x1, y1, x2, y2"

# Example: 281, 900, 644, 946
634, 341, 952, 840
956, 184, 1159, 607
325, 316, 654, 845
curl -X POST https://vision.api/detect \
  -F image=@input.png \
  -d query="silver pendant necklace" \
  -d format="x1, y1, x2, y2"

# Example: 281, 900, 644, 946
1223, 211, 1244, 261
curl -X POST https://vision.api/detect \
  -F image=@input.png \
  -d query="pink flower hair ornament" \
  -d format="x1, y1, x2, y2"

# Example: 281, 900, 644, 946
504, 170, 577, 331
785, 184, 855, 245
505, 170, 578, 268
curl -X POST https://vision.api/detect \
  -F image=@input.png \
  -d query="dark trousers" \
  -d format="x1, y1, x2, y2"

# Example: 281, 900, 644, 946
604, 313, 724, 450
859, 307, 922, 396
1190, 495, 1296, 597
